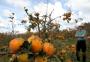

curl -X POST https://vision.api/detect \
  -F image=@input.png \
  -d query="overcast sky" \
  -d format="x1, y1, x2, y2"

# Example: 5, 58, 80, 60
0, 0, 90, 33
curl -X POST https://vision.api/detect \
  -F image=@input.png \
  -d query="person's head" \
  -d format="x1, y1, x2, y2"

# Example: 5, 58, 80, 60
78, 25, 84, 30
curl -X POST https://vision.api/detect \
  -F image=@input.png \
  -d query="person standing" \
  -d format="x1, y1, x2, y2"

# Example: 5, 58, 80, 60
75, 25, 87, 62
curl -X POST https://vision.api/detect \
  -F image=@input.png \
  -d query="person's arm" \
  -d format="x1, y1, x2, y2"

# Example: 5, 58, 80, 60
75, 31, 81, 37
80, 30, 86, 37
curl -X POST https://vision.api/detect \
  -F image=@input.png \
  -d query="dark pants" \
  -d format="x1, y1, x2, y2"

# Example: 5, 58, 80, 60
76, 39, 86, 62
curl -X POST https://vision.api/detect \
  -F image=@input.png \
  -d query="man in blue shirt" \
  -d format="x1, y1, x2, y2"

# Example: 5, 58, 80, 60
75, 25, 86, 62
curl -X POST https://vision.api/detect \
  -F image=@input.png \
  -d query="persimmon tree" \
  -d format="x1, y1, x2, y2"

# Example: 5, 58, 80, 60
22, 7, 82, 41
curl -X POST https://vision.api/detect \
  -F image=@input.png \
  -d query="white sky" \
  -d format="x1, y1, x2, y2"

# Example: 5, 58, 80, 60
0, 0, 90, 33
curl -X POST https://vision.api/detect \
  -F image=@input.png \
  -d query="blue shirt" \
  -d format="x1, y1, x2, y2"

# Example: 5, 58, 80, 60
75, 30, 86, 40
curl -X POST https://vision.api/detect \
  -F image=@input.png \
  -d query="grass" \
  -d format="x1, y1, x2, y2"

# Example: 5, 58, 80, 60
0, 55, 10, 62
0, 38, 90, 62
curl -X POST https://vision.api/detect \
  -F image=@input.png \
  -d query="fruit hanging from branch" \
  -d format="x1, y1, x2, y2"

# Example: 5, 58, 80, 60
9, 38, 24, 53
17, 53, 29, 62
35, 56, 47, 62
63, 11, 72, 23
35, 12, 40, 17
28, 35, 43, 53
21, 20, 27, 24
43, 42, 56, 56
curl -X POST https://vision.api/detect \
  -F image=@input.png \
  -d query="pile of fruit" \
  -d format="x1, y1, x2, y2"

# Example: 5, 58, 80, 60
9, 35, 56, 62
